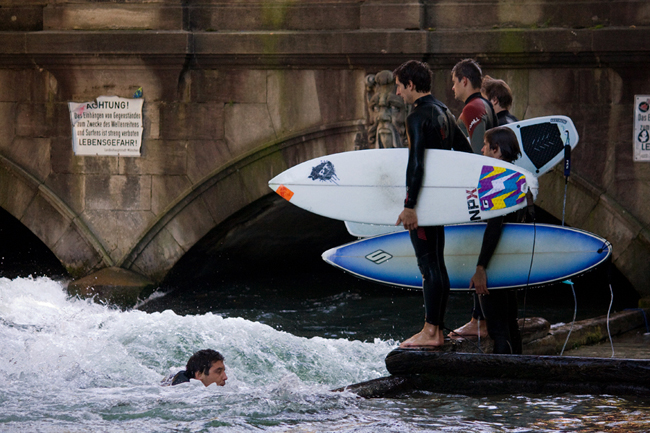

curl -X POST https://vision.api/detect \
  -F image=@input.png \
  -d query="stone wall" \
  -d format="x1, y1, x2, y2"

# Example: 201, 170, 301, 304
0, 60, 364, 280
0, 0, 648, 299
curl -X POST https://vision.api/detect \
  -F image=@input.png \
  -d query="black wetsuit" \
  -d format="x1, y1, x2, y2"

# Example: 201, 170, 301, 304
404, 94, 472, 327
161, 370, 191, 386
471, 111, 523, 354
497, 110, 518, 125
458, 92, 498, 153
475, 212, 526, 354
471, 109, 519, 328
474, 110, 526, 354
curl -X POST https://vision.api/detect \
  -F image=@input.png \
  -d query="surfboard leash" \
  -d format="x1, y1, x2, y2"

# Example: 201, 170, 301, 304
444, 326, 485, 354
607, 282, 615, 358
561, 131, 571, 226
604, 250, 616, 357
560, 279, 578, 356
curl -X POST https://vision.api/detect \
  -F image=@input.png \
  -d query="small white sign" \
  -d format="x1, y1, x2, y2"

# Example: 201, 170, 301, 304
68, 96, 144, 157
634, 95, 650, 161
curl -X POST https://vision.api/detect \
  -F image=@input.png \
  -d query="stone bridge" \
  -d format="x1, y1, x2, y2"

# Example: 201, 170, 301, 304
0, 0, 649, 301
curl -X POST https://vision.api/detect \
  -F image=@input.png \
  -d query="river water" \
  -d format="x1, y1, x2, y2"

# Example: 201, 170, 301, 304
1, 200, 649, 432
1, 275, 649, 432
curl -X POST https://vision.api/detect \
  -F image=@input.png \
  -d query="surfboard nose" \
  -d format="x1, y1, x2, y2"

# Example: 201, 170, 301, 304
321, 247, 336, 263
269, 172, 294, 201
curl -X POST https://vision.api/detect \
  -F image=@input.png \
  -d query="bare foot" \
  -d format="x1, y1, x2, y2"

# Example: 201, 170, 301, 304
449, 318, 488, 339
400, 323, 445, 348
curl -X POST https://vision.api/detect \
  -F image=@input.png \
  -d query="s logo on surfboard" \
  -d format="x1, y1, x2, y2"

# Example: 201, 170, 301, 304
365, 250, 393, 265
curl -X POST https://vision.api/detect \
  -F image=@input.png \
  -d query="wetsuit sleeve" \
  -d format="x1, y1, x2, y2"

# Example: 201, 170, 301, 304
404, 114, 427, 209
477, 216, 504, 268
451, 123, 473, 153
460, 98, 496, 153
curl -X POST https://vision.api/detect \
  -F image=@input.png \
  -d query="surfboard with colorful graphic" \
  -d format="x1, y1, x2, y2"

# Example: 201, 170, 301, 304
269, 149, 538, 226
342, 115, 578, 237
322, 223, 611, 290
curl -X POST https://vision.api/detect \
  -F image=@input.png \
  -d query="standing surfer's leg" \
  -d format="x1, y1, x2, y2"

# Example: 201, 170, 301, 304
430, 225, 450, 328
400, 227, 447, 348
479, 291, 513, 354
472, 293, 485, 321
508, 290, 523, 354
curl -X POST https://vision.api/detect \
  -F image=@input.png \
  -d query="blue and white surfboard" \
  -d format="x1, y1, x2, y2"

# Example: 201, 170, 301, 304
322, 223, 611, 290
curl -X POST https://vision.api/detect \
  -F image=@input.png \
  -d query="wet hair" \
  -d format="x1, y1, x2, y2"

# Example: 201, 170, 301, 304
482, 75, 513, 110
186, 349, 224, 378
393, 60, 432, 93
451, 58, 483, 90
484, 126, 521, 163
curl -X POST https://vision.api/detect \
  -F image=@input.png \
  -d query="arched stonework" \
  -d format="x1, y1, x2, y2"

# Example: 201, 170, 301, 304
120, 122, 358, 283
0, 155, 112, 277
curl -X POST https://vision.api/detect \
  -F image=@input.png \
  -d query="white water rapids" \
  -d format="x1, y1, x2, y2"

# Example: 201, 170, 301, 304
1, 277, 648, 432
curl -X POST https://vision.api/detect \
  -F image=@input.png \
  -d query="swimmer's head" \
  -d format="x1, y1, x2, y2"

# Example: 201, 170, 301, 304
186, 349, 227, 387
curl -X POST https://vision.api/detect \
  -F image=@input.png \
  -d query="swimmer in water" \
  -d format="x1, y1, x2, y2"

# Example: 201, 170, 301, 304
161, 349, 228, 387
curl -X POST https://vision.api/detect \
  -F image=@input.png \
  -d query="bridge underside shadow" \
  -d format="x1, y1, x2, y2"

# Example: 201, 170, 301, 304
157, 193, 366, 300
0, 206, 68, 279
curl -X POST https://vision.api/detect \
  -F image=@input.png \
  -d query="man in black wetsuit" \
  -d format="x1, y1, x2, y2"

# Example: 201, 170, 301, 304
393, 60, 473, 348
469, 127, 527, 354
161, 349, 228, 387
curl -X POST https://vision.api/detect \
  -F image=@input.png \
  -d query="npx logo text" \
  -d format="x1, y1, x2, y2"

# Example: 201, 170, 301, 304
466, 188, 482, 221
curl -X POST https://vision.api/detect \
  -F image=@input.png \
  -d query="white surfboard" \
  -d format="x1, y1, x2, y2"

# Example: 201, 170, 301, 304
323, 223, 611, 290
343, 115, 579, 237
269, 149, 538, 226
344, 221, 404, 238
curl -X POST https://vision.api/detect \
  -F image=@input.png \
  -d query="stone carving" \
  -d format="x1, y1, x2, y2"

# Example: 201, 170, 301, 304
356, 70, 409, 150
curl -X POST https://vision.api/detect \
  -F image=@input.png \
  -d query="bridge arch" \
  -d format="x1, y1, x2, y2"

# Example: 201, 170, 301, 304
0, 154, 112, 277
119, 121, 360, 283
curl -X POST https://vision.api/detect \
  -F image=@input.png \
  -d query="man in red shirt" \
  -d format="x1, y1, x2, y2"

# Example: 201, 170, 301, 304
451, 59, 498, 153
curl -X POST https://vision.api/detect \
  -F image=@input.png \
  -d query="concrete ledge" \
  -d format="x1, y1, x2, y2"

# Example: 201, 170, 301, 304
335, 309, 650, 398
4, 1, 647, 32
527, 309, 647, 355
189, 3, 361, 32
0, 27, 647, 68
336, 372, 650, 398
43, 5, 183, 31
412, 310, 646, 356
